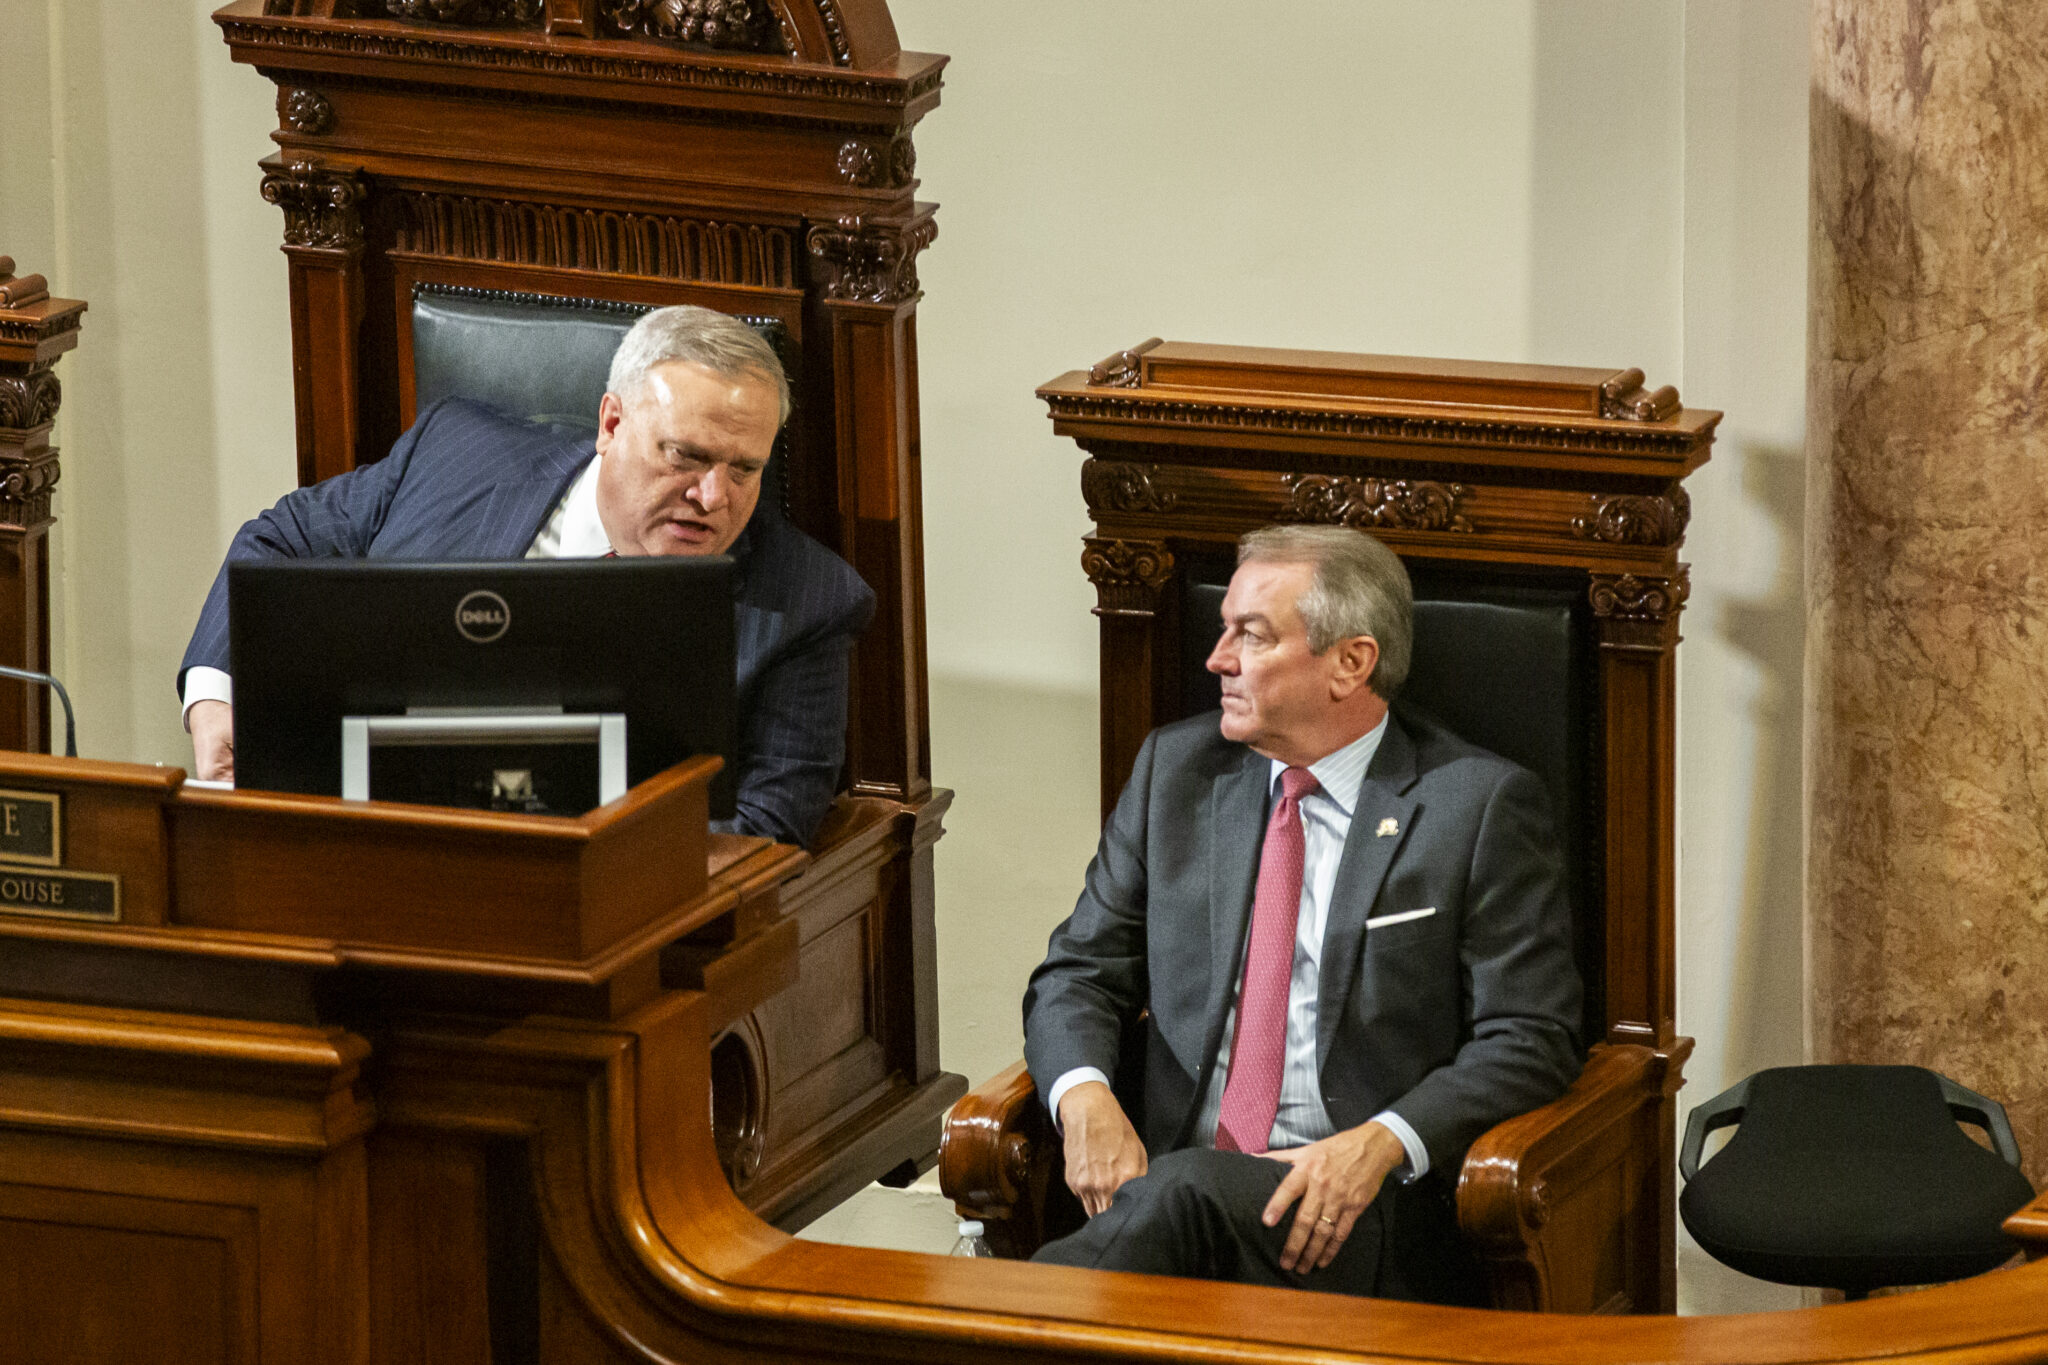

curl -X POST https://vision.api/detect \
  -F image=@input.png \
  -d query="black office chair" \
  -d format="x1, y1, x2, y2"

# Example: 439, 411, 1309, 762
1680, 1065, 2036, 1298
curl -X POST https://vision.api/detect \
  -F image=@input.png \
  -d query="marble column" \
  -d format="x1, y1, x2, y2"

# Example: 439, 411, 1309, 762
1809, 1, 2048, 1185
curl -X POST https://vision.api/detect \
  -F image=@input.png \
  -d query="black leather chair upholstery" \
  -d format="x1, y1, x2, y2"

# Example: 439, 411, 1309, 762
1680, 1065, 2035, 1296
1182, 558, 1599, 1042
409, 282, 795, 509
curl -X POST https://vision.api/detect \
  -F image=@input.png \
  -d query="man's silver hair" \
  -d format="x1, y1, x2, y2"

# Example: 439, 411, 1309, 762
1237, 524, 1413, 700
606, 304, 791, 425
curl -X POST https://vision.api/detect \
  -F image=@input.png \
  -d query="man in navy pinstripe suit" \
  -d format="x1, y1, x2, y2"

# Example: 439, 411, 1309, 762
179, 306, 874, 848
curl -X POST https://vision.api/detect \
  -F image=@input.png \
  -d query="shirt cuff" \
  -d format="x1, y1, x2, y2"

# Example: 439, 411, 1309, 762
181, 667, 233, 732
1046, 1066, 1112, 1134
1370, 1109, 1430, 1182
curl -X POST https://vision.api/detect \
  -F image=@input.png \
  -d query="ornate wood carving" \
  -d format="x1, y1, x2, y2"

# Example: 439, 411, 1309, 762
281, 87, 334, 134
261, 159, 366, 250
1080, 537, 1174, 617
1599, 367, 1681, 422
1281, 473, 1474, 533
835, 135, 915, 189
0, 373, 60, 432
393, 192, 798, 287
1088, 336, 1162, 389
0, 441, 61, 530
1044, 391, 1707, 462
1079, 461, 1177, 516
1572, 489, 1690, 546
805, 211, 936, 304
0, 256, 82, 753
386, 0, 543, 25
1590, 568, 1690, 648
223, 3, 922, 88
599, 0, 784, 51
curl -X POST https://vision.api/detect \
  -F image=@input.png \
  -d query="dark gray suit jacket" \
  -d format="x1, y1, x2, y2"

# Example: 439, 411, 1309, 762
1023, 707, 1583, 1176
179, 399, 874, 847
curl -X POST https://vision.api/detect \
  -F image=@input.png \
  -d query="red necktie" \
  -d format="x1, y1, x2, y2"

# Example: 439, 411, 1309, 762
1216, 765, 1318, 1155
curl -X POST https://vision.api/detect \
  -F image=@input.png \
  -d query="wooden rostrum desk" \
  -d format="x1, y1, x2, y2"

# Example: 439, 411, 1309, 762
3, 763, 2047, 1362
0, 750, 817, 1359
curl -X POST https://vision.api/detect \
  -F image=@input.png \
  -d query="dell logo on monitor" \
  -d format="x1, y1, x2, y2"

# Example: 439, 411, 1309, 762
455, 590, 511, 643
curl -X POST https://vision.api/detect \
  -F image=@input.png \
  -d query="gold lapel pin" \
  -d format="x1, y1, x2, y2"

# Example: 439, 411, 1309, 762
1376, 817, 1399, 838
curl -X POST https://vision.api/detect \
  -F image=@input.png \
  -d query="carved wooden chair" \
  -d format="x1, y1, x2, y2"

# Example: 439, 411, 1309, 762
940, 342, 1715, 1313
215, 0, 960, 1229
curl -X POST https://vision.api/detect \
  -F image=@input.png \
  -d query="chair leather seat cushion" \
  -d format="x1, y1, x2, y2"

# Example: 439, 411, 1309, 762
1680, 1066, 2036, 1290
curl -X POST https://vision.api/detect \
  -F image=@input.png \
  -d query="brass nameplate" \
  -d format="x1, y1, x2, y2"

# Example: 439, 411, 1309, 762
0, 864, 118, 922
0, 788, 59, 867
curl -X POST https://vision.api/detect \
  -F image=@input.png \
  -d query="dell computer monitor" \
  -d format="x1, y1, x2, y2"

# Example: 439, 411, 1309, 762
229, 558, 736, 818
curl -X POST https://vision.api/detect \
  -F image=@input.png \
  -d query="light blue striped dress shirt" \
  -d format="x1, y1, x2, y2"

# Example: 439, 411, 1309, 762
1050, 714, 1430, 1178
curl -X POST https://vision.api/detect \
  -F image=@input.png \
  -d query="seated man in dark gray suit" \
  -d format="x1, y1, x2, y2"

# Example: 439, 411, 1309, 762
179, 305, 873, 848
1025, 525, 1581, 1302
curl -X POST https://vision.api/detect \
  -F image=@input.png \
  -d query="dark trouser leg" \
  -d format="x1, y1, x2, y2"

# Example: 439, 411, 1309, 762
1030, 1148, 1384, 1296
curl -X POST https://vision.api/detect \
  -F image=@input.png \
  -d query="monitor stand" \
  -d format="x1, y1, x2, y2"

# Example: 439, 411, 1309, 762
341, 709, 627, 815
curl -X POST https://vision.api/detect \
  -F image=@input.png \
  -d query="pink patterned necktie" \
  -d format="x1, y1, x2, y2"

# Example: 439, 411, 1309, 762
1216, 765, 1318, 1155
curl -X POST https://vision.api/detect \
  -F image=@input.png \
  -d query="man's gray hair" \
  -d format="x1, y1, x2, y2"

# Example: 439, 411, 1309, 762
1237, 524, 1413, 699
606, 304, 791, 425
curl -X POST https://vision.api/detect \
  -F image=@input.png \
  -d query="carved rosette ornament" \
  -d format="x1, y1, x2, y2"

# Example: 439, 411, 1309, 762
1081, 537, 1175, 617
1589, 567, 1690, 648
1080, 461, 1177, 516
281, 88, 334, 136
836, 136, 916, 189
261, 160, 368, 251
806, 214, 938, 305
1282, 474, 1474, 534
1572, 488, 1690, 546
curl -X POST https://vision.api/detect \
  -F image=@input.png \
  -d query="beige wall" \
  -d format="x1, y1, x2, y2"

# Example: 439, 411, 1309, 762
2, 0, 293, 768
4, 0, 1809, 1313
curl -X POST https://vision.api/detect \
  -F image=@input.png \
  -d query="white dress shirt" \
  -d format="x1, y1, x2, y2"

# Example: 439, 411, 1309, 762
1049, 714, 1431, 1179
181, 454, 608, 728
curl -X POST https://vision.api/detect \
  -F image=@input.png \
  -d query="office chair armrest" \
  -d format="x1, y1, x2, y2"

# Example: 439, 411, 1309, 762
1938, 1074, 2025, 1167
1680, 1075, 1754, 1182
938, 1060, 1063, 1258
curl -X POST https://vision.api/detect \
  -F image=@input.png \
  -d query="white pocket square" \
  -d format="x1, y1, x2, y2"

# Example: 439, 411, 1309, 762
1365, 907, 1436, 930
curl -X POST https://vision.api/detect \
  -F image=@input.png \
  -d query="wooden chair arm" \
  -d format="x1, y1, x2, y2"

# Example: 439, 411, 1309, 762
938, 1060, 1041, 1212
1457, 1040, 1690, 1313
938, 1059, 1072, 1258
2005, 1189, 2048, 1261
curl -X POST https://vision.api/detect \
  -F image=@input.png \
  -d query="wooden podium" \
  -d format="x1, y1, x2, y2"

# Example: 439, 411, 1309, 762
0, 751, 794, 1360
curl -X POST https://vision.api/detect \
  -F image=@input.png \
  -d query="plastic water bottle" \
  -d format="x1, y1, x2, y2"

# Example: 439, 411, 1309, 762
950, 1218, 994, 1257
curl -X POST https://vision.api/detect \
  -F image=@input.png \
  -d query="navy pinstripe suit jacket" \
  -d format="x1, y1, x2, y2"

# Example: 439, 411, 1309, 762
180, 398, 875, 848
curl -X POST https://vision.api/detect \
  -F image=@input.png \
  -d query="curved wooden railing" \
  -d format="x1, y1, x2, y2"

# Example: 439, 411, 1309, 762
387, 986, 2048, 1365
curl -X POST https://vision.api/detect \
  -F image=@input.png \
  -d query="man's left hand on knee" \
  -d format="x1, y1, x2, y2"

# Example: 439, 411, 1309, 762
1261, 1120, 1410, 1273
